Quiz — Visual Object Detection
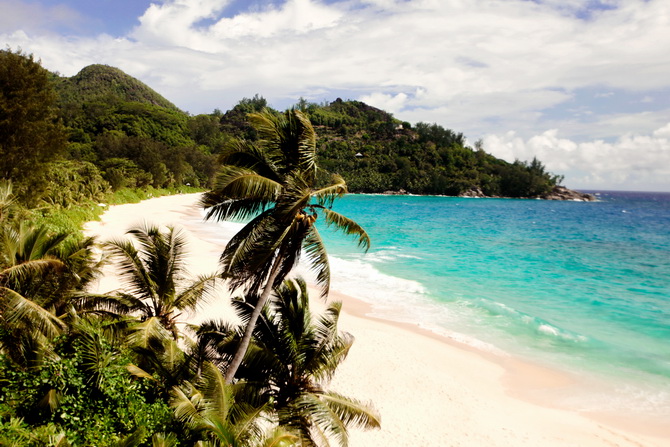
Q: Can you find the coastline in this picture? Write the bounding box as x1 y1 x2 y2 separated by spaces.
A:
83 193 668 446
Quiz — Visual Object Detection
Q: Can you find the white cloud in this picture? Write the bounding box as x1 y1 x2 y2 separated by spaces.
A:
359 92 409 114
653 123 670 138
2 0 670 190
6 0 670 110
483 124 670 191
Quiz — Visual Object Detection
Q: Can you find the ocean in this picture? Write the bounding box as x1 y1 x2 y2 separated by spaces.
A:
313 191 670 419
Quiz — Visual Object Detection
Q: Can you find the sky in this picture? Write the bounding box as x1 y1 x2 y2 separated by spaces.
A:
2 0 670 191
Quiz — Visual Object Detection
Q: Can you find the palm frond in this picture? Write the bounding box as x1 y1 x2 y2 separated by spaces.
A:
116 427 147 447
127 224 186 305
38 388 62 413
248 109 317 178
126 363 156 380
70 293 140 321
205 419 240 447
294 110 317 173
304 302 355 382
105 238 156 303
202 167 280 221
218 138 281 183
173 272 219 313
0 287 65 339
259 428 298 447
312 175 348 208
226 399 268 444
200 362 232 420
220 210 276 286
126 317 172 350
1 223 67 264
0 258 64 284
162 336 187 371
321 209 371 251
150 432 179 447
282 394 347 447
170 382 205 427
301 227 331 297
202 197 270 223
319 391 381 430
79 328 117 389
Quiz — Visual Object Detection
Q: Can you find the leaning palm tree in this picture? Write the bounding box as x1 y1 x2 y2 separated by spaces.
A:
202 108 370 382
228 278 380 446
106 223 219 340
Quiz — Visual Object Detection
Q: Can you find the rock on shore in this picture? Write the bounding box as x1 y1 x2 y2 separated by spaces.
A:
540 186 595 201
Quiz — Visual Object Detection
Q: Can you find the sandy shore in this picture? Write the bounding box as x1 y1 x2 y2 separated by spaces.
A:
83 193 669 447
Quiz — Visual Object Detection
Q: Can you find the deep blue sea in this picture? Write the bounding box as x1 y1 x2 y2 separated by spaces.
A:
315 191 670 417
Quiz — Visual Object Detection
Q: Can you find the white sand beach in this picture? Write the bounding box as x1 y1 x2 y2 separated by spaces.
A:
84 193 669 447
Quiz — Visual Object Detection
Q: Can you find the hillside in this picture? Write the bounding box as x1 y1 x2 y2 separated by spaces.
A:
220 97 577 198
6 55 583 205
54 64 179 111
52 65 216 196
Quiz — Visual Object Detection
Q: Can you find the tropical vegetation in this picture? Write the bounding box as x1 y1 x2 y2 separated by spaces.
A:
2 48 567 215
202 108 370 383
0 188 379 445
1 50 379 444
0 46 575 445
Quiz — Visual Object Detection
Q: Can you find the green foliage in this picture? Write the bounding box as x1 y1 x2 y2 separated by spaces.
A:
249 279 380 446
0 335 173 446
106 223 219 339
54 64 217 192
0 49 67 205
283 99 561 197
203 108 370 383
41 160 111 209
54 64 180 112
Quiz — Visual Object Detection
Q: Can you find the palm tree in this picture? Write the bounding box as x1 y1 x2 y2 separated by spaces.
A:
0 223 69 365
202 108 370 383
225 278 380 446
170 361 297 446
106 223 219 340
0 222 109 367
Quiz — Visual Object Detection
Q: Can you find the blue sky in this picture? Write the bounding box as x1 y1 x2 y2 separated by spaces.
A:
2 0 670 191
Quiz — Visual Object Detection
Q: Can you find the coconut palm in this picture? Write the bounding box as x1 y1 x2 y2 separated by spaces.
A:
0 223 70 365
170 361 297 446
106 223 219 340
202 108 370 382
0 221 113 368
225 278 380 446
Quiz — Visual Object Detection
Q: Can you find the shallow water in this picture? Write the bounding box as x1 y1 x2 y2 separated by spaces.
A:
314 191 670 417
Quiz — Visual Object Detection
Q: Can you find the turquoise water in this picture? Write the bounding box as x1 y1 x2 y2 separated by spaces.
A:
316 191 670 415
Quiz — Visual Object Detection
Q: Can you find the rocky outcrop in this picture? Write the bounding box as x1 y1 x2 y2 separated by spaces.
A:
540 186 595 201
383 189 408 195
459 187 486 198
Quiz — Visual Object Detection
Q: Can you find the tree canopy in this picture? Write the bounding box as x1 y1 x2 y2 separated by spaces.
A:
0 49 67 205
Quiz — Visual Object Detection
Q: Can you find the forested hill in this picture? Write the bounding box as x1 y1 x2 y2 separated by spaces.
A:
221 97 575 198
54 64 180 111
2 49 583 208
310 100 560 197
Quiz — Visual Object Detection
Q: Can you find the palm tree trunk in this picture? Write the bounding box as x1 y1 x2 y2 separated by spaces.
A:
224 261 283 383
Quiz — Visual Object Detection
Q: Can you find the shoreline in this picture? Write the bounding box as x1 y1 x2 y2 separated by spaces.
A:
326 287 670 440
84 193 668 446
